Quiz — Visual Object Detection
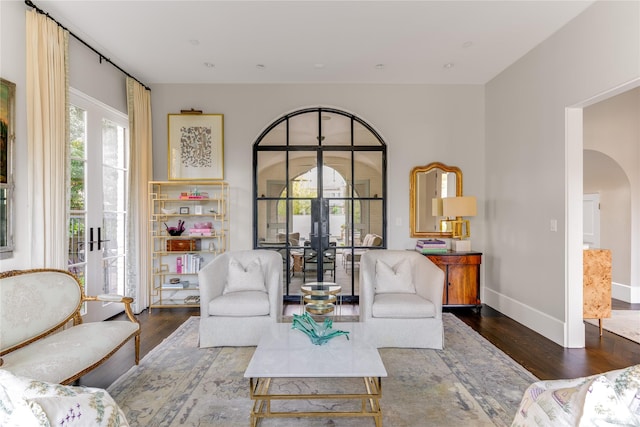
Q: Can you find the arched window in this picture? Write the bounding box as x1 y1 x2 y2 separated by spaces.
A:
253 108 386 303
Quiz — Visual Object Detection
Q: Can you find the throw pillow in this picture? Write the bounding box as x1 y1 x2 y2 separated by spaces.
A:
512 374 640 427
223 257 266 294
374 259 415 294
0 369 129 427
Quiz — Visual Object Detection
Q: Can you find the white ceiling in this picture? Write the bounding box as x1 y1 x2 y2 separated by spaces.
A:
35 0 596 86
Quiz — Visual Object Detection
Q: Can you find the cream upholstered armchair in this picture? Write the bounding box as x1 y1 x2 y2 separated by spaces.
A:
199 250 283 347
359 250 445 349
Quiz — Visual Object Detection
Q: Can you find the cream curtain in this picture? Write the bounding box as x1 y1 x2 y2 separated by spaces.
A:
26 10 69 269
126 77 152 313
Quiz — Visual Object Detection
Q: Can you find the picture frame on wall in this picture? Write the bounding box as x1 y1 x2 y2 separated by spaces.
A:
168 113 224 180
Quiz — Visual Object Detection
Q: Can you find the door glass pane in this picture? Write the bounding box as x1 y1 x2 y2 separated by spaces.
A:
258 121 287 146
292 199 311 246
103 255 125 295
320 112 351 146
68 215 86 265
328 199 345 246
365 199 384 240
69 106 86 211
354 120 382 146
289 112 318 146
257 199 287 243
354 151 383 198
289 152 316 192
102 119 125 168
68 104 87 273
102 119 127 296
257 151 286 197
322 154 349 199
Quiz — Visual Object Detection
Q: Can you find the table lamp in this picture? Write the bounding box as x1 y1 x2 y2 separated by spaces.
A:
442 196 477 251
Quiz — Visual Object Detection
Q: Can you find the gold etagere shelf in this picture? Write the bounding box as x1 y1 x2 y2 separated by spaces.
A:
148 180 229 310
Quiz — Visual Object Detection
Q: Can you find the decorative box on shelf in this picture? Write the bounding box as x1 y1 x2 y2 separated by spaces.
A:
189 228 213 237
166 239 200 252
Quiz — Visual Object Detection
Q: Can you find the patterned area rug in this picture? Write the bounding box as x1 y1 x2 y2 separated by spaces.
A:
108 314 537 426
585 310 640 344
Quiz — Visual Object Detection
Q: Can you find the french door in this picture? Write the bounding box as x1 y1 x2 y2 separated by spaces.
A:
253 107 386 303
68 89 129 322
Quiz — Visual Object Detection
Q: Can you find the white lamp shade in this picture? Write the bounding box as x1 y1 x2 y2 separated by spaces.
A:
442 196 477 217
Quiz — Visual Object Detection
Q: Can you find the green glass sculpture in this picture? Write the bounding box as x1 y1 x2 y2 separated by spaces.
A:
291 312 350 346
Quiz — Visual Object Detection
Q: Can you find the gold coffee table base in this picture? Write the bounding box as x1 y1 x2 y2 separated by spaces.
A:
249 376 383 427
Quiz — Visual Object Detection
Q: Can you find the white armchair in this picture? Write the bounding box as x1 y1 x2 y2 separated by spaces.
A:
199 250 283 347
359 250 445 349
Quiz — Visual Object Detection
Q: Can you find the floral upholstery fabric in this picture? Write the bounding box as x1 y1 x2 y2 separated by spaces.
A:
0 369 129 427
512 364 640 426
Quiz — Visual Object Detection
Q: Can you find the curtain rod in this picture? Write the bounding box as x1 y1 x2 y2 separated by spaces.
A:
25 0 151 91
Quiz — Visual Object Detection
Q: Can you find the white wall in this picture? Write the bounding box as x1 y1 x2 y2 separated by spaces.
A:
149 84 486 252
485 1 640 346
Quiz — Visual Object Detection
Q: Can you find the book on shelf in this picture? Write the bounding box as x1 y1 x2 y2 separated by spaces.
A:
416 247 448 254
163 280 190 289
416 239 447 248
176 253 204 274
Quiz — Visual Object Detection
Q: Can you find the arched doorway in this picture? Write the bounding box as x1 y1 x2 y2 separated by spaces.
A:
253 107 387 303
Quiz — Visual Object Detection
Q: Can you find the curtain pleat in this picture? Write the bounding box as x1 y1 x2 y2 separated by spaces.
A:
26 10 69 268
126 77 152 313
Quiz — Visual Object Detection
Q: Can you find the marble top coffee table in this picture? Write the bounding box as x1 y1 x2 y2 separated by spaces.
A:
244 322 387 426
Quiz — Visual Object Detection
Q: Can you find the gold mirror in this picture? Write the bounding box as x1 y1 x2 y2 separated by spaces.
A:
410 162 462 238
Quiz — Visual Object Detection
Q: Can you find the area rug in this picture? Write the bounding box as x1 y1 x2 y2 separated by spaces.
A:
108 314 537 426
585 310 640 344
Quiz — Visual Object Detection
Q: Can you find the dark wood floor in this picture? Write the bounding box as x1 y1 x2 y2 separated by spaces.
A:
94 300 640 388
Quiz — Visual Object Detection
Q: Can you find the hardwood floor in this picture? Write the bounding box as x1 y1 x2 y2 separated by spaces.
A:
94 301 640 388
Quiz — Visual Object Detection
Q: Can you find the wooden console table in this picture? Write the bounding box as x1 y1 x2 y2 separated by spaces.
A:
423 251 482 309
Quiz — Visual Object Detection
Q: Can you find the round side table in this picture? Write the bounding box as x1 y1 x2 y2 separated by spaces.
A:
300 282 341 315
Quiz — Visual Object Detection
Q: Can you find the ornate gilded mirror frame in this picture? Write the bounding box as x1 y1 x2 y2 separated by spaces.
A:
410 162 462 238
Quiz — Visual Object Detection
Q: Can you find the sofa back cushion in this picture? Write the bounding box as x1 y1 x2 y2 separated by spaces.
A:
0 270 82 351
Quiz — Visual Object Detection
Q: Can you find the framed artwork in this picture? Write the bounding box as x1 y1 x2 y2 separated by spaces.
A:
179 207 190 215
168 113 224 180
0 78 15 255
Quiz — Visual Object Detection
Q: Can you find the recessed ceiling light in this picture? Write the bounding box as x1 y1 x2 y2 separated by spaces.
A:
314 63 325 69
375 64 385 70
188 39 200 46
256 64 266 70
443 63 454 69
462 41 473 48
203 62 215 68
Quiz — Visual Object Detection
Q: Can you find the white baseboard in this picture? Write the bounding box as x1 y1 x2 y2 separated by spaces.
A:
483 287 567 347
611 281 640 303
